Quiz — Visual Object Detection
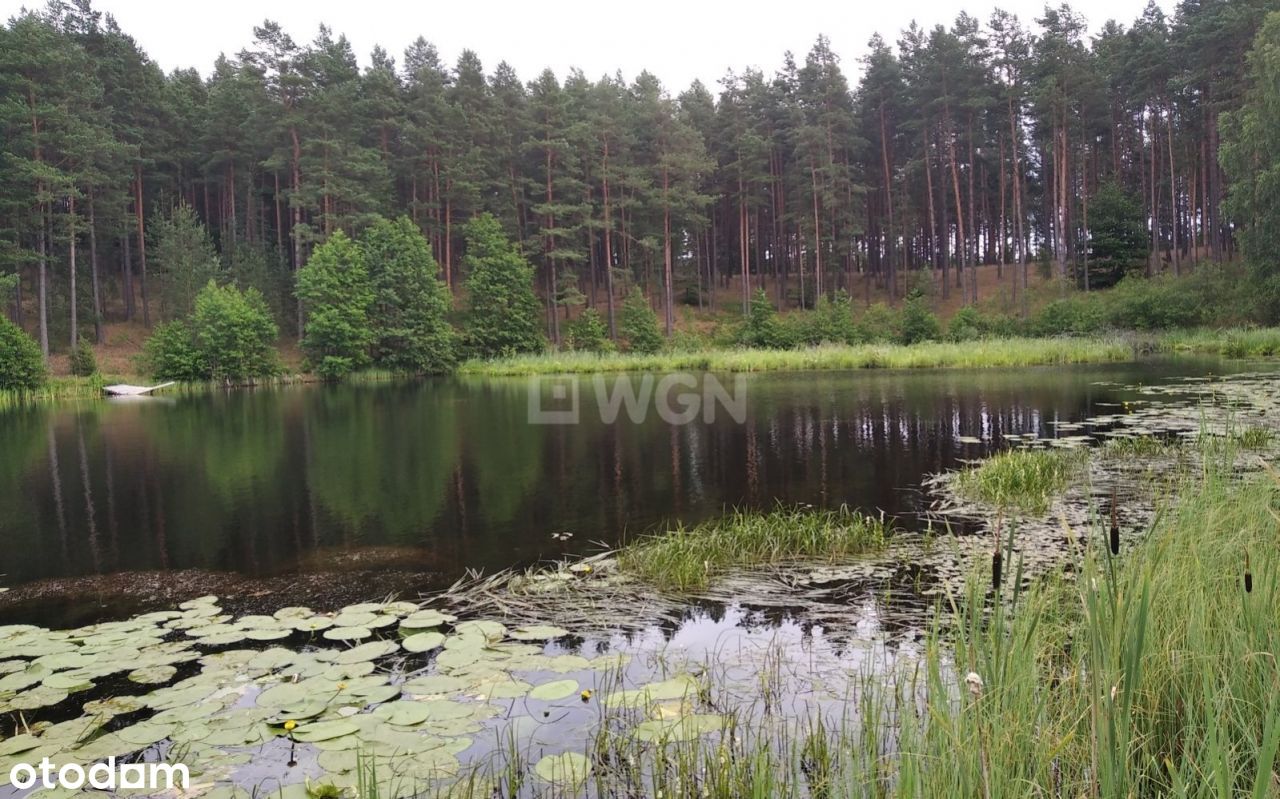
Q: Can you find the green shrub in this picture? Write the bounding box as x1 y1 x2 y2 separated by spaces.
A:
946 306 985 342
191 281 279 382
1105 275 1203 330
792 291 860 346
142 320 208 382
1030 297 1106 336
69 338 97 377
563 307 613 353
620 287 664 354
856 302 899 343
897 292 941 345
297 231 375 379
738 289 794 349
0 316 46 392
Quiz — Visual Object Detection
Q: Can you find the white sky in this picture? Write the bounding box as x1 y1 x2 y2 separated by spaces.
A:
4 0 1174 89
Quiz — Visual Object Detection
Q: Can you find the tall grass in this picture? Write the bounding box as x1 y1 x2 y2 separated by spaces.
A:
616 506 890 591
1158 327 1280 358
952 446 1088 515
461 337 1135 376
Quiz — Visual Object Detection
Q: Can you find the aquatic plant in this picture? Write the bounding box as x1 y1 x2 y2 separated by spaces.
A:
617 506 890 592
952 447 1088 516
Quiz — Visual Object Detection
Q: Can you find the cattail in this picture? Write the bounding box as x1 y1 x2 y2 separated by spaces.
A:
992 514 1004 588
1245 550 1253 593
1109 488 1121 555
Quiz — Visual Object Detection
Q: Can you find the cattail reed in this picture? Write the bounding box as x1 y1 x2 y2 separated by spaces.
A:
992 514 1004 588
1109 488 1121 555
1245 550 1253 593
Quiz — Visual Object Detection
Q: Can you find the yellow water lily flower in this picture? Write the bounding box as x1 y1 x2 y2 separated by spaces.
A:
283 720 297 732
336 682 348 691
580 689 592 702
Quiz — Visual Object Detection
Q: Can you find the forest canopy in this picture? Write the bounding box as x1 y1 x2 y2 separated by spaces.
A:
1 0 1277 366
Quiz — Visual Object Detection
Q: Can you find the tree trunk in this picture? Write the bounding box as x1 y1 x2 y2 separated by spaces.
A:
89 192 103 344
37 207 49 357
135 166 150 327
69 194 78 347
879 103 896 301
662 165 673 337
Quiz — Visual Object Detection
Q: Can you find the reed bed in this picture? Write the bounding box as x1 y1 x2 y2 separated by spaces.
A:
952 446 1089 515
616 506 890 592
460 337 1136 376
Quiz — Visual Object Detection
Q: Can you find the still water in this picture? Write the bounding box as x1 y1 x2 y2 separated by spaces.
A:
0 361 1232 621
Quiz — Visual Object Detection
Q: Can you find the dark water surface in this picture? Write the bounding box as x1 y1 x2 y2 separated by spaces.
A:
0 360 1235 624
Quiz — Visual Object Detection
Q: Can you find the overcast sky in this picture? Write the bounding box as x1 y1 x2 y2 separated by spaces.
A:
4 0 1174 89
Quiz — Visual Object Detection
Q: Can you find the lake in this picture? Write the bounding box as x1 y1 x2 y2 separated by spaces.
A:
0 359 1240 627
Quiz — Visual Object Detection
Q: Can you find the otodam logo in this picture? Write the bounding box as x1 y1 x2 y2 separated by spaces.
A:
8 757 189 792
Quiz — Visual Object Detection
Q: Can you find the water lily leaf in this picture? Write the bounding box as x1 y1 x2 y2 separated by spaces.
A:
10 686 68 710
42 673 93 692
0 734 41 756
371 701 433 726
146 684 215 711
544 654 592 673
256 682 311 709
317 748 360 773
248 649 296 672
273 607 313 621
529 679 579 701
402 632 445 653
632 714 725 743
605 675 699 709
115 720 174 747
381 602 420 616
332 641 398 665
324 661 376 680
534 752 591 786
454 621 506 643
0 669 45 693
179 596 219 610
83 695 145 717
403 675 466 696
331 611 380 628
323 627 371 642
419 700 474 721
200 631 250 646
245 629 292 642
346 685 399 705
291 719 359 742
291 617 334 633
128 665 177 685
509 625 569 641
470 675 531 700
434 647 484 671
399 610 454 630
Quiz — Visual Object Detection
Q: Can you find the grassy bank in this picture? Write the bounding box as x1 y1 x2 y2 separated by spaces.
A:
462 336 1137 376
462 327 1280 376
616 507 890 591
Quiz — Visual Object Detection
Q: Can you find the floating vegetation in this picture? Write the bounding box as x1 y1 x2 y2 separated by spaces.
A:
952 448 1088 516
616 506 891 592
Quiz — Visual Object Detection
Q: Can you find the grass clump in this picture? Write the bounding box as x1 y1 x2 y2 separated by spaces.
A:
617 506 889 591
1233 425 1274 449
953 446 1087 515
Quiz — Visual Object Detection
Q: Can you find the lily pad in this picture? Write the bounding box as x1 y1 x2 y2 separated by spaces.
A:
128 665 177 685
323 627 372 642
534 752 591 786
333 640 399 665
291 719 360 742
509 625 570 641
402 632 445 653
529 679 579 701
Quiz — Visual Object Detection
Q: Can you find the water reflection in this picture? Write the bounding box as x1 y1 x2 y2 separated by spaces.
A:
0 362 1229 599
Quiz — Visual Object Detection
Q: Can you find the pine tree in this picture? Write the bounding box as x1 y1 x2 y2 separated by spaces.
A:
152 203 222 319
296 230 373 378
360 216 456 373
462 213 543 358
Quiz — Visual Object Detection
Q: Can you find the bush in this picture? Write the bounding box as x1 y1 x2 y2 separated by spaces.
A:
1105 276 1203 330
142 320 207 382
463 214 545 358
897 292 941 345
0 316 46 392
620 287 664 354
564 308 613 353
191 281 279 382
297 231 375 379
946 306 986 342
1029 297 1106 337
69 338 98 377
856 302 899 343
792 291 859 346
738 288 793 349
